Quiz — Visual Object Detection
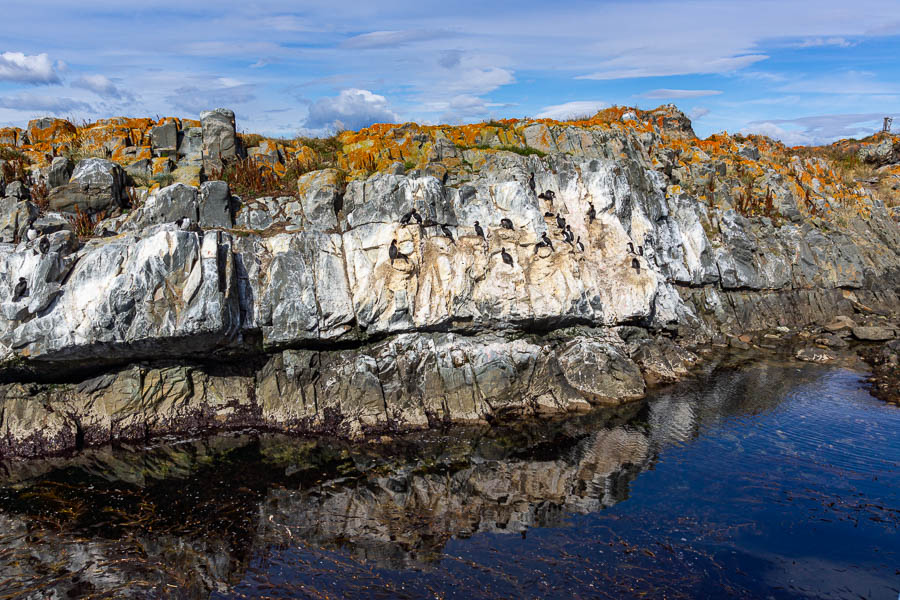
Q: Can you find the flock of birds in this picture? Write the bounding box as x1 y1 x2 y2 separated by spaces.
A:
388 171 645 273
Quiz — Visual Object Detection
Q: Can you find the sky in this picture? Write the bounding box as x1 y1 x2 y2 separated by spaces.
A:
0 0 898 145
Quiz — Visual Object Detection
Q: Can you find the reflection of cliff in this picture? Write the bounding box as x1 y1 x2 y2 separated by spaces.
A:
0 362 829 597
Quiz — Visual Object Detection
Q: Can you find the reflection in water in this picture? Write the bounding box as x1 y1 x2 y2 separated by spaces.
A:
1 360 898 599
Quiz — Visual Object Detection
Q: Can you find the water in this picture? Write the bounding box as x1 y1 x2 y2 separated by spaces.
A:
0 360 898 599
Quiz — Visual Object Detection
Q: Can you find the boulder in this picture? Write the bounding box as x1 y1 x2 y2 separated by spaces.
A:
858 137 899 166
48 158 127 213
123 183 198 230
0 197 39 243
48 156 74 189
851 326 895 341
177 126 203 160
150 121 178 157
4 181 29 200
200 108 237 171
199 180 233 228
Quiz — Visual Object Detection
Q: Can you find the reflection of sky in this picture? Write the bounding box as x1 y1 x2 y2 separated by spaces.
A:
0 1 897 143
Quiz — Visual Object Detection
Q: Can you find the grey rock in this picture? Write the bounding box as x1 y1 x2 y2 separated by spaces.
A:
4 180 29 200
30 212 72 236
48 156 74 189
123 183 198 230
177 126 203 160
201 108 237 170
851 326 895 341
150 121 178 157
48 158 127 213
199 180 233 228
0 197 39 243
125 158 152 181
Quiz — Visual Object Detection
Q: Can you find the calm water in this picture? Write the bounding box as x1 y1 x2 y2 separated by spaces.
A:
0 360 898 599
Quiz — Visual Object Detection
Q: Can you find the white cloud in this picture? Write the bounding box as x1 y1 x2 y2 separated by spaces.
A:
577 55 768 81
789 37 854 48
72 74 128 99
0 52 61 84
690 107 711 120
0 92 93 114
167 83 256 114
641 89 722 99
536 100 608 120
342 29 453 49
743 112 885 145
303 88 398 132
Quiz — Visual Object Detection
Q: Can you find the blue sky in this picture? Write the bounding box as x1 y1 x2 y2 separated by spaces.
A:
0 0 897 145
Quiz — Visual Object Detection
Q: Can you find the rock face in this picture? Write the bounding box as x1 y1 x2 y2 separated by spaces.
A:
48 158 127 213
2 105 900 458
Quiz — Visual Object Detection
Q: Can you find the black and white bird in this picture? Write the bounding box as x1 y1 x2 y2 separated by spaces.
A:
528 172 536 193
556 215 566 229
389 239 408 264
38 236 49 254
441 224 455 243
501 248 514 266
627 241 635 254
587 203 596 224
565 225 574 242
631 258 641 272
575 236 585 252
12 277 27 302
637 245 644 256
500 218 514 230
474 221 485 239
538 190 556 201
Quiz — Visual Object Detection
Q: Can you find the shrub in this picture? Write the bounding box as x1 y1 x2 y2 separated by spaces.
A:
210 157 295 199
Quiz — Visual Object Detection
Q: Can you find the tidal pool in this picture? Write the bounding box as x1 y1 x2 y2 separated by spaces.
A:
0 359 898 599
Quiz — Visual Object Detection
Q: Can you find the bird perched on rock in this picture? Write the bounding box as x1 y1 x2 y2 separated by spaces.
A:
400 208 418 225
501 248 514 266
500 218 514 230
528 172 535 193
544 211 555 217
441 224 455 243
538 190 556 201
474 221 485 239
627 241 635 254
631 258 641 272
26 228 37 241
12 277 27 302
38 236 49 254
637 245 644 256
556 215 566 229
412 210 423 224
176 217 191 230
575 236 584 252
587 203 596 224
534 231 555 255
389 240 409 265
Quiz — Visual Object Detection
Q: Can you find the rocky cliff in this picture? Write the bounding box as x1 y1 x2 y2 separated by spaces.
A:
1 105 899 458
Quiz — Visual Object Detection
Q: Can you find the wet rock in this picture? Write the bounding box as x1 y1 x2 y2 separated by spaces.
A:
795 347 837 362
852 326 895 341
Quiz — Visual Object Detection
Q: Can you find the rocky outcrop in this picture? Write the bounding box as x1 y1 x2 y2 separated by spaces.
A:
1 105 899 458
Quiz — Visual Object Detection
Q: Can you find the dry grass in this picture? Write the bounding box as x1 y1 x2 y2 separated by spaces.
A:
211 157 297 199
67 206 105 239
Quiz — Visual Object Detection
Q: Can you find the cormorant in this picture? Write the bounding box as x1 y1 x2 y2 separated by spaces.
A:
400 208 416 225
542 231 554 251
12 277 27 302
474 221 485 239
544 211 555 217
588 203 596 224
501 248 514 266
38 236 49 254
575 237 584 252
638 245 644 256
538 190 556 201
631 258 640 272
564 225 574 244
389 240 408 264
556 215 566 229
412 210 423 224
441 224 455 243
500 218 514 230
528 172 535 193
627 241 635 254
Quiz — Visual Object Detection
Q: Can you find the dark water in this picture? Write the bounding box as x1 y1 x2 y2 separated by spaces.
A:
1 360 898 599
